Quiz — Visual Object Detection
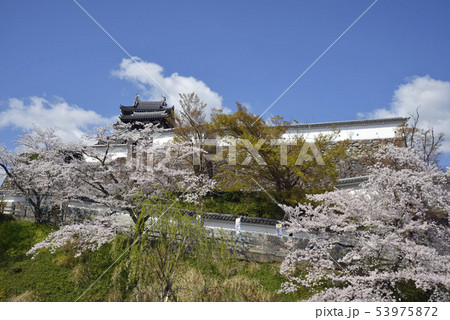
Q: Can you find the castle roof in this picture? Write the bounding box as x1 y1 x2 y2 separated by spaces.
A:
286 117 408 129
120 100 168 112
119 96 174 128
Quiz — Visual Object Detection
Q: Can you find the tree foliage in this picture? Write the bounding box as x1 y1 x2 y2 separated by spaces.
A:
0 128 69 223
173 93 217 177
211 104 348 204
111 201 233 302
280 145 450 301
65 123 215 223
0 123 215 225
26 215 123 258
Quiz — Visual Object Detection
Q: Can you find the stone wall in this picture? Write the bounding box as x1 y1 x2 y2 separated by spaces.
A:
6 202 354 263
209 228 354 263
209 228 300 262
336 138 396 178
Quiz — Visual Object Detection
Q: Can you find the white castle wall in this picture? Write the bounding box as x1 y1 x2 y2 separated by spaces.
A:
86 118 407 166
283 121 403 142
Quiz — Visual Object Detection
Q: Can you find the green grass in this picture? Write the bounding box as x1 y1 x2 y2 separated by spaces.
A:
0 217 56 264
0 216 309 302
235 261 317 302
0 217 117 301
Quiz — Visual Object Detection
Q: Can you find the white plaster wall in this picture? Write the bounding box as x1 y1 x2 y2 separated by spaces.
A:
88 120 403 162
283 123 400 142
84 145 128 163
146 122 400 145
153 131 176 145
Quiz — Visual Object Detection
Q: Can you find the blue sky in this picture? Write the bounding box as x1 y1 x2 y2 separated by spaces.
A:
1 0 449 165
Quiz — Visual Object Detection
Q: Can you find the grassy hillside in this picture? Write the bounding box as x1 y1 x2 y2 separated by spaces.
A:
0 216 312 302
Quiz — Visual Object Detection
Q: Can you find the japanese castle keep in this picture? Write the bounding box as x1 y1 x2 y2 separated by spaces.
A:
119 95 175 128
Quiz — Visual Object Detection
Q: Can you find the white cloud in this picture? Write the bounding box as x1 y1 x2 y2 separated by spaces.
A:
0 96 116 143
111 57 230 117
360 75 450 153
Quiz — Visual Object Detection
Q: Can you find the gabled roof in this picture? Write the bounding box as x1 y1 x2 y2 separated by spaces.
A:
119 97 174 128
119 111 169 120
336 175 369 186
180 209 279 225
120 100 167 112
286 117 408 129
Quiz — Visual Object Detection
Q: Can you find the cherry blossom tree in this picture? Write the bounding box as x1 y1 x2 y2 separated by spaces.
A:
65 122 215 224
0 123 214 225
0 128 70 223
280 145 450 301
27 215 124 258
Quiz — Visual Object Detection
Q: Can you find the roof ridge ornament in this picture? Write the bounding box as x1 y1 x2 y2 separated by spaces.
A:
133 94 139 107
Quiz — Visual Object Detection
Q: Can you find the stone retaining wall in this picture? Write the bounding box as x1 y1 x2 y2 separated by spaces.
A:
336 138 396 178
209 228 353 262
5 201 355 263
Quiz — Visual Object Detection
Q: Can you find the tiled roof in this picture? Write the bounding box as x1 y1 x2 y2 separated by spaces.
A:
180 209 279 225
119 111 168 120
286 117 408 129
120 100 166 111
119 99 174 127
336 175 369 186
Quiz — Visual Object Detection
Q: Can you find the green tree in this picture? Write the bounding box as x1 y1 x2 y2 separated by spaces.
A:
211 104 348 205
112 200 233 302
